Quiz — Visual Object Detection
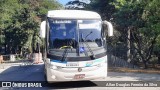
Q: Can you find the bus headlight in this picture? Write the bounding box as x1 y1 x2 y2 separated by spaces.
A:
48 63 57 69
48 63 62 69
52 65 58 69
57 66 62 69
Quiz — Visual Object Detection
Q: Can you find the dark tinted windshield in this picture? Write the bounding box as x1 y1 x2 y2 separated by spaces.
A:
48 18 102 49
78 20 102 47
48 18 77 49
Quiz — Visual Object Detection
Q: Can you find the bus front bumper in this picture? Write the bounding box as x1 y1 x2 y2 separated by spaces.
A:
46 64 107 82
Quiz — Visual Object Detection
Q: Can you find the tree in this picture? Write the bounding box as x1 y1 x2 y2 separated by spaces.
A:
87 0 160 69
87 0 123 59
0 0 62 54
132 0 160 68
87 0 115 20
65 0 90 10
113 0 145 63
114 0 160 68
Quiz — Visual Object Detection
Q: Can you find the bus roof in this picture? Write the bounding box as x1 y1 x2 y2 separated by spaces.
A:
47 10 101 19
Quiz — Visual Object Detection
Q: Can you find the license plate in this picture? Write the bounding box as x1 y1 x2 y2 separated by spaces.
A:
74 74 85 79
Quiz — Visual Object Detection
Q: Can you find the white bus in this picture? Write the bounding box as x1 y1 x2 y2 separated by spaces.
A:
40 10 113 83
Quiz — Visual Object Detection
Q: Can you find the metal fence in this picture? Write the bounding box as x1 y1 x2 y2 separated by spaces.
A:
0 53 43 65
1 54 28 61
0 54 32 65
108 54 139 69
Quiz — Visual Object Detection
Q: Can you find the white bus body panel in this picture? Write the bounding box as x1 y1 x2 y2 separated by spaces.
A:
47 10 101 19
45 56 107 82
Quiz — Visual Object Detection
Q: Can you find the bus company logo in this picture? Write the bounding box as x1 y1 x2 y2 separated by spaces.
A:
2 82 11 87
78 67 82 72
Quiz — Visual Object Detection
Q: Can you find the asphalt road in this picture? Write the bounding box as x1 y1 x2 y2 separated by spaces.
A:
0 64 160 90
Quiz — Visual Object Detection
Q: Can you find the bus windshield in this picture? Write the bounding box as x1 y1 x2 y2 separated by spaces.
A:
78 20 102 46
48 18 77 49
48 18 102 49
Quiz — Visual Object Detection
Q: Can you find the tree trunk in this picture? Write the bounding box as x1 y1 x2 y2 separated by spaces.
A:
143 61 148 69
20 47 22 54
127 27 131 63
158 56 160 64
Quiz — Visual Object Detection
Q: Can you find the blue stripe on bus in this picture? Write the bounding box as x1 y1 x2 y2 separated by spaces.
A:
50 60 67 64
94 59 103 63
86 63 92 67
85 59 104 67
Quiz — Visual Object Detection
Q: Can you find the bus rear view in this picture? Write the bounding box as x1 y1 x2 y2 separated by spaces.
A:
40 10 113 83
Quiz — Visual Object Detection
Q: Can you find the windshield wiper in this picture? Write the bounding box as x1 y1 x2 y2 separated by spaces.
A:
80 34 88 57
61 39 74 62
81 31 96 60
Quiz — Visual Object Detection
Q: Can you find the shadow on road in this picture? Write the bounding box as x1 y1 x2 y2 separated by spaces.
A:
0 64 45 81
0 66 20 75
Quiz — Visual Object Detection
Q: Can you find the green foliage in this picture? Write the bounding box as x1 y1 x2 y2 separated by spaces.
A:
114 0 145 28
88 0 160 68
88 0 116 20
0 0 62 54
111 0 126 9
141 0 160 35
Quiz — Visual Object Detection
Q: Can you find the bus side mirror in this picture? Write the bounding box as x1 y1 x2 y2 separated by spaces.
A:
103 21 113 36
40 21 46 38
